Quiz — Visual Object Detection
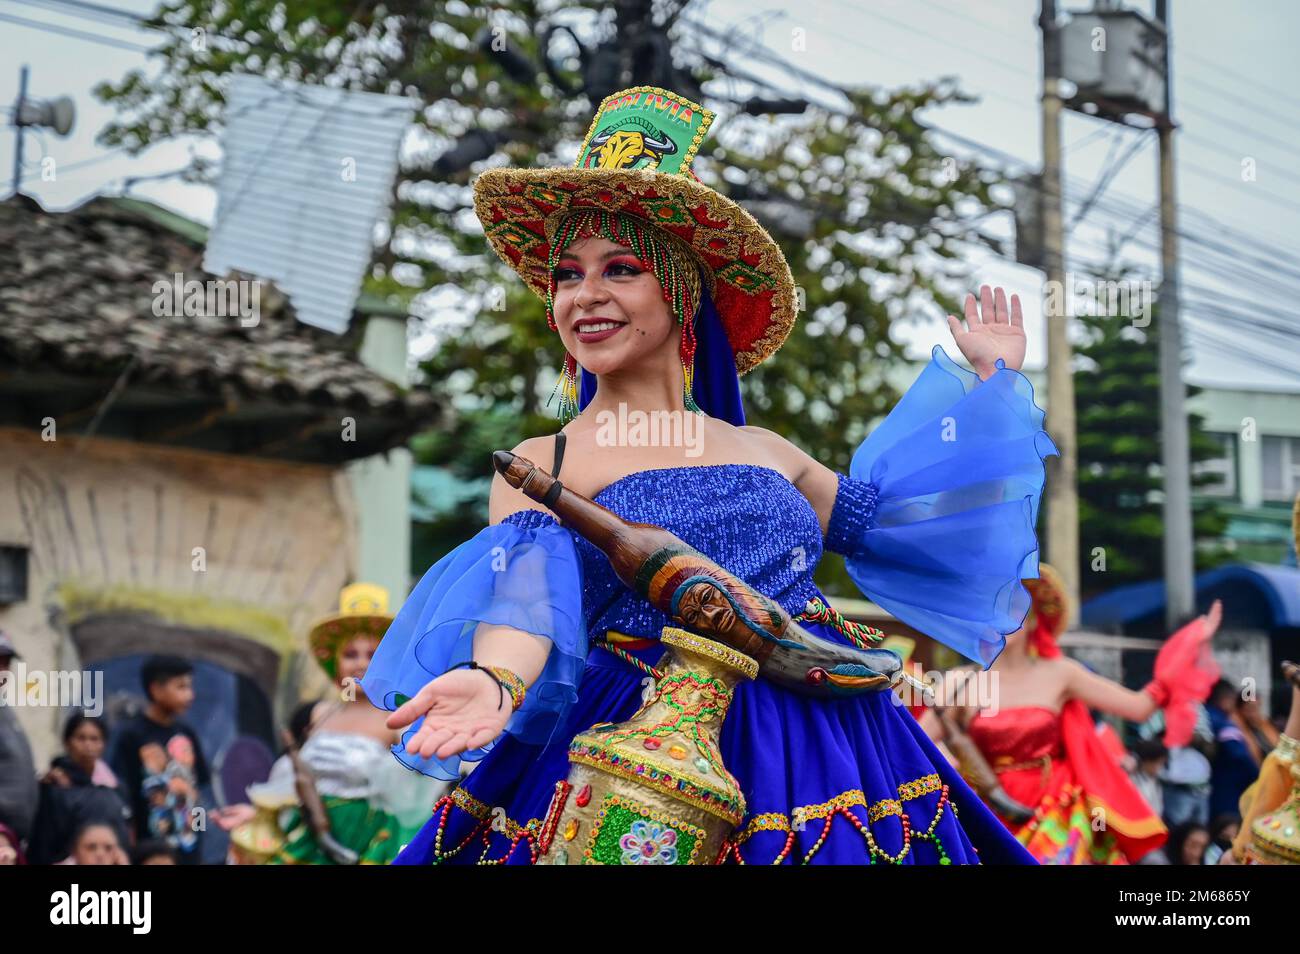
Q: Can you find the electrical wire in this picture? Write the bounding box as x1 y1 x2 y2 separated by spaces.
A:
0 9 156 52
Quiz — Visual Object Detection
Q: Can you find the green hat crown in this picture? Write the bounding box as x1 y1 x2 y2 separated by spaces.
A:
575 87 715 176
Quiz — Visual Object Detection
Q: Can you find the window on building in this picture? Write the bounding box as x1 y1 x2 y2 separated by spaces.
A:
0 546 28 604
1261 435 1300 502
1195 432 1237 498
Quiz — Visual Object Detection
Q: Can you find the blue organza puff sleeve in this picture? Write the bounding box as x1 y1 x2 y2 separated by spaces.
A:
825 346 1059 668
360 509 586 781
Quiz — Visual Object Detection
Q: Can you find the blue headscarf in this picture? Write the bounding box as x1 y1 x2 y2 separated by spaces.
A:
578 282 747 426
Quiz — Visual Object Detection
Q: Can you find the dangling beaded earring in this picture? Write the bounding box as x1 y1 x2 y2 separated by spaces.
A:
544 213 596 424
677 253 704 416
546 351 582 423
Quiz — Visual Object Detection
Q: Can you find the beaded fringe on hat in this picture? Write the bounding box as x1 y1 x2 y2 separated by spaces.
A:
545 209 703 422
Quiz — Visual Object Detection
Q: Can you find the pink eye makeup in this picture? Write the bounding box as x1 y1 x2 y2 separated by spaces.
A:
553 258 583 281
604 255 648 275
553 255 649 282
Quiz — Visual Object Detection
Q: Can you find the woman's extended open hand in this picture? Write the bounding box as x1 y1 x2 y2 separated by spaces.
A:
386 668 513 760
947 284 1027 379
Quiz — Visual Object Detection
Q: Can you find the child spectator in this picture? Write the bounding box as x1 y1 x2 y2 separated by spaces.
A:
132 837 179 865
1204 813 1240 866
109 656 210 864
1167 821 1211 865
1140 704 1214 827
60 821 127 865
1128 738 1168 819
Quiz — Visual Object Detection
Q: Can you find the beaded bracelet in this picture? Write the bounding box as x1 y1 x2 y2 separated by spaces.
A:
445 661 527 712
485 665 526 711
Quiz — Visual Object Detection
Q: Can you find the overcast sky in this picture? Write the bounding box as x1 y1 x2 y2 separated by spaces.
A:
2 0 1297 390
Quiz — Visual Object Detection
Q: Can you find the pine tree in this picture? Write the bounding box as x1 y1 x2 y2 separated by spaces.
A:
1074 278 1228 595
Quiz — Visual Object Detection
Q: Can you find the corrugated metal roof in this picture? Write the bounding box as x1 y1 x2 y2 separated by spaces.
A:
204 75 415 334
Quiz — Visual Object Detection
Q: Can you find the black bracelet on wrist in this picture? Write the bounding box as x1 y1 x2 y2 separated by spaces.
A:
444 660 509 711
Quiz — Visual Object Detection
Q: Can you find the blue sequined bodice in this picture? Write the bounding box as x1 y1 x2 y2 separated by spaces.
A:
505 464 826 641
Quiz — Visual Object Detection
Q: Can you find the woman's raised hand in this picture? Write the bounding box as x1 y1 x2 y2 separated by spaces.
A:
946 284 1027 378
386 668 513 760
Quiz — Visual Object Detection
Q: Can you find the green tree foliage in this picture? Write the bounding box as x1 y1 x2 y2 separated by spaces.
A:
97 2 1006 586
1074 281 1228 595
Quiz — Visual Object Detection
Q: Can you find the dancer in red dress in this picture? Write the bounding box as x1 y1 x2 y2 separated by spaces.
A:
921 564 1221 863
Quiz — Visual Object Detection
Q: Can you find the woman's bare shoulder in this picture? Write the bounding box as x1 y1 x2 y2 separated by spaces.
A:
735 422 781 443
734 423 807 470
735 423 836 503
308 700 334 732
1053 654 1094 685
510 434 561 468
487 434 562 524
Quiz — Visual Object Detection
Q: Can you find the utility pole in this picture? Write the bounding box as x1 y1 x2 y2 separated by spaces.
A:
1039 0 1080 622
1154 0 1195 626
11 65 29 195
9 66 76 196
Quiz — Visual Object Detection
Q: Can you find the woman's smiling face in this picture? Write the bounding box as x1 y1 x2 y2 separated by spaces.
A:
551 235 677 375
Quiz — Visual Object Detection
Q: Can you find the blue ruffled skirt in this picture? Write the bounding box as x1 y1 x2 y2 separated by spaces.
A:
394 618 1035 866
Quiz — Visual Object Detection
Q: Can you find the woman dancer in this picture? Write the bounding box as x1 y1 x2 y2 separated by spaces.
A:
364 87 1058 864
215 584 440 863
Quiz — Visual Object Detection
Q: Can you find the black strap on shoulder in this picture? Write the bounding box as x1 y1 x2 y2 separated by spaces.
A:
551 431 566 479
540 479 564 509
538 432 566 508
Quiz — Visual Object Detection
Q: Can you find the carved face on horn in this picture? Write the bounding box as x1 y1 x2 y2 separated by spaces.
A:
668 576 782 662
630 536 789 661
638 542 785 629
676 581 738 636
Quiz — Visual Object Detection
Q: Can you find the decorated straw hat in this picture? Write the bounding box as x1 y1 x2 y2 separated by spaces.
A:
308 583 393 681
1022 563 1069 655
473 86 797 377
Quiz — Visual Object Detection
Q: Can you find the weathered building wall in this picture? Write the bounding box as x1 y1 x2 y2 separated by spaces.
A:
0 427 357 764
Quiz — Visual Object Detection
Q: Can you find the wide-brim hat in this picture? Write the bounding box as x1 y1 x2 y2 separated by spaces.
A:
308 582 393 681
1022 563 1069 642
473 86 797 375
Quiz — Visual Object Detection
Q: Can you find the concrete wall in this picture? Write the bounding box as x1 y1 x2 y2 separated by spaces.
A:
348 313 413 598
1211 628 1275 713
0 427 355 764
1188 387 1300 507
